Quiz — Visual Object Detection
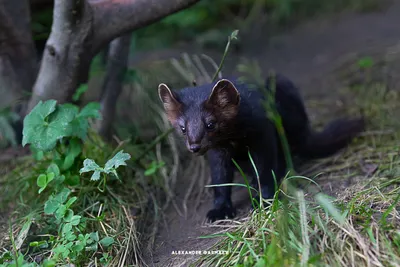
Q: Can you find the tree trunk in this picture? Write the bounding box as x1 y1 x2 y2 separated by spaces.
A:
96 34 132 140
0 0 37 109
27 0 201 113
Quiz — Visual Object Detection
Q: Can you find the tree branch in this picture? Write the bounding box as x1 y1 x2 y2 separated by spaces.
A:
96 33 131 140
90 0 201 54
27 0 201 113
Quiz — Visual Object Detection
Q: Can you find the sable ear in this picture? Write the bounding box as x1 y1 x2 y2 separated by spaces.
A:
207 79 240 107
158 83 182 122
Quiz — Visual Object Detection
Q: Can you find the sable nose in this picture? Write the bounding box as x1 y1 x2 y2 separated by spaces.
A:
189 144 201 153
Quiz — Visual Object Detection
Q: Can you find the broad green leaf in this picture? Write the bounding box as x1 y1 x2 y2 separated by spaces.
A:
104 150 131 173
22 100 57 147
22 101 78 151
99 237 114 247
70 117 90 140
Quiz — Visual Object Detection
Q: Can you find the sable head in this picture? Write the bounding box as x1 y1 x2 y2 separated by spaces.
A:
158 79 240 155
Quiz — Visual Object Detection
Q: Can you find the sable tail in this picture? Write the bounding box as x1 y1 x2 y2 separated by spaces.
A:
298 117 365 159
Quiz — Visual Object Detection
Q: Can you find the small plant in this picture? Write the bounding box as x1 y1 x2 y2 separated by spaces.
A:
0 100 132 266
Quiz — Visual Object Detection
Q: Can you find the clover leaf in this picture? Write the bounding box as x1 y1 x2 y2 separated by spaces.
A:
80 159 102 181
104 150 131 173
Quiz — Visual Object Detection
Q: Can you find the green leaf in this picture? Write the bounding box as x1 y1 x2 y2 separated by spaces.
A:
104 150 131 173
90 232 99 242
62 138 82 170
43 259 57 267
254 257 266 267
80 159 103 181
91 170 101 181
70 215 81 226
30 146 44 161
62 223 73 236
22 100 57 146
230 29 239 40
37 172 55 193
66 232 76 241
72 242 85 252
72 84 88 102
47 163 60 176
55 188 71 204
144 161 165 176
64 209 74 221
358 56 374 69
22 100 78 151
63 154 75 171
44 188 71 214
70 102 101 140
65 197 77 209
44 197 60 215
78 102 101 119
55 204 67 220
37 174 47 188
99 237 114 247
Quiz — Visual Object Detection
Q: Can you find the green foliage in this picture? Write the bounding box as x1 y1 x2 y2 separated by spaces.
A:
357 56 374 69
0 100 129 266
31 8 52 42
0 107 19 148
144 161 166 176
72 84 89 102
22 101 100 151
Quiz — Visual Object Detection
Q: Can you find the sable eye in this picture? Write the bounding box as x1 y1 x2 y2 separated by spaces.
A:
180 126 186 134
206 122 215 130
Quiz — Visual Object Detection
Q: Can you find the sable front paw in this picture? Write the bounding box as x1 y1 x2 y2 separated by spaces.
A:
206 206 236 222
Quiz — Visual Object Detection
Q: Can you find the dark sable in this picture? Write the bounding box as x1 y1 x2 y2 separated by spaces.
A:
158 74 365 222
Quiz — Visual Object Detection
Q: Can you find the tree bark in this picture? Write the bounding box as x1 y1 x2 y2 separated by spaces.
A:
0 0 37 109
96 34 131 140
27 0 201 113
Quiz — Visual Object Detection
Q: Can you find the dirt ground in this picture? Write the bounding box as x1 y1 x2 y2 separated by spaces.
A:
141 1 400 266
